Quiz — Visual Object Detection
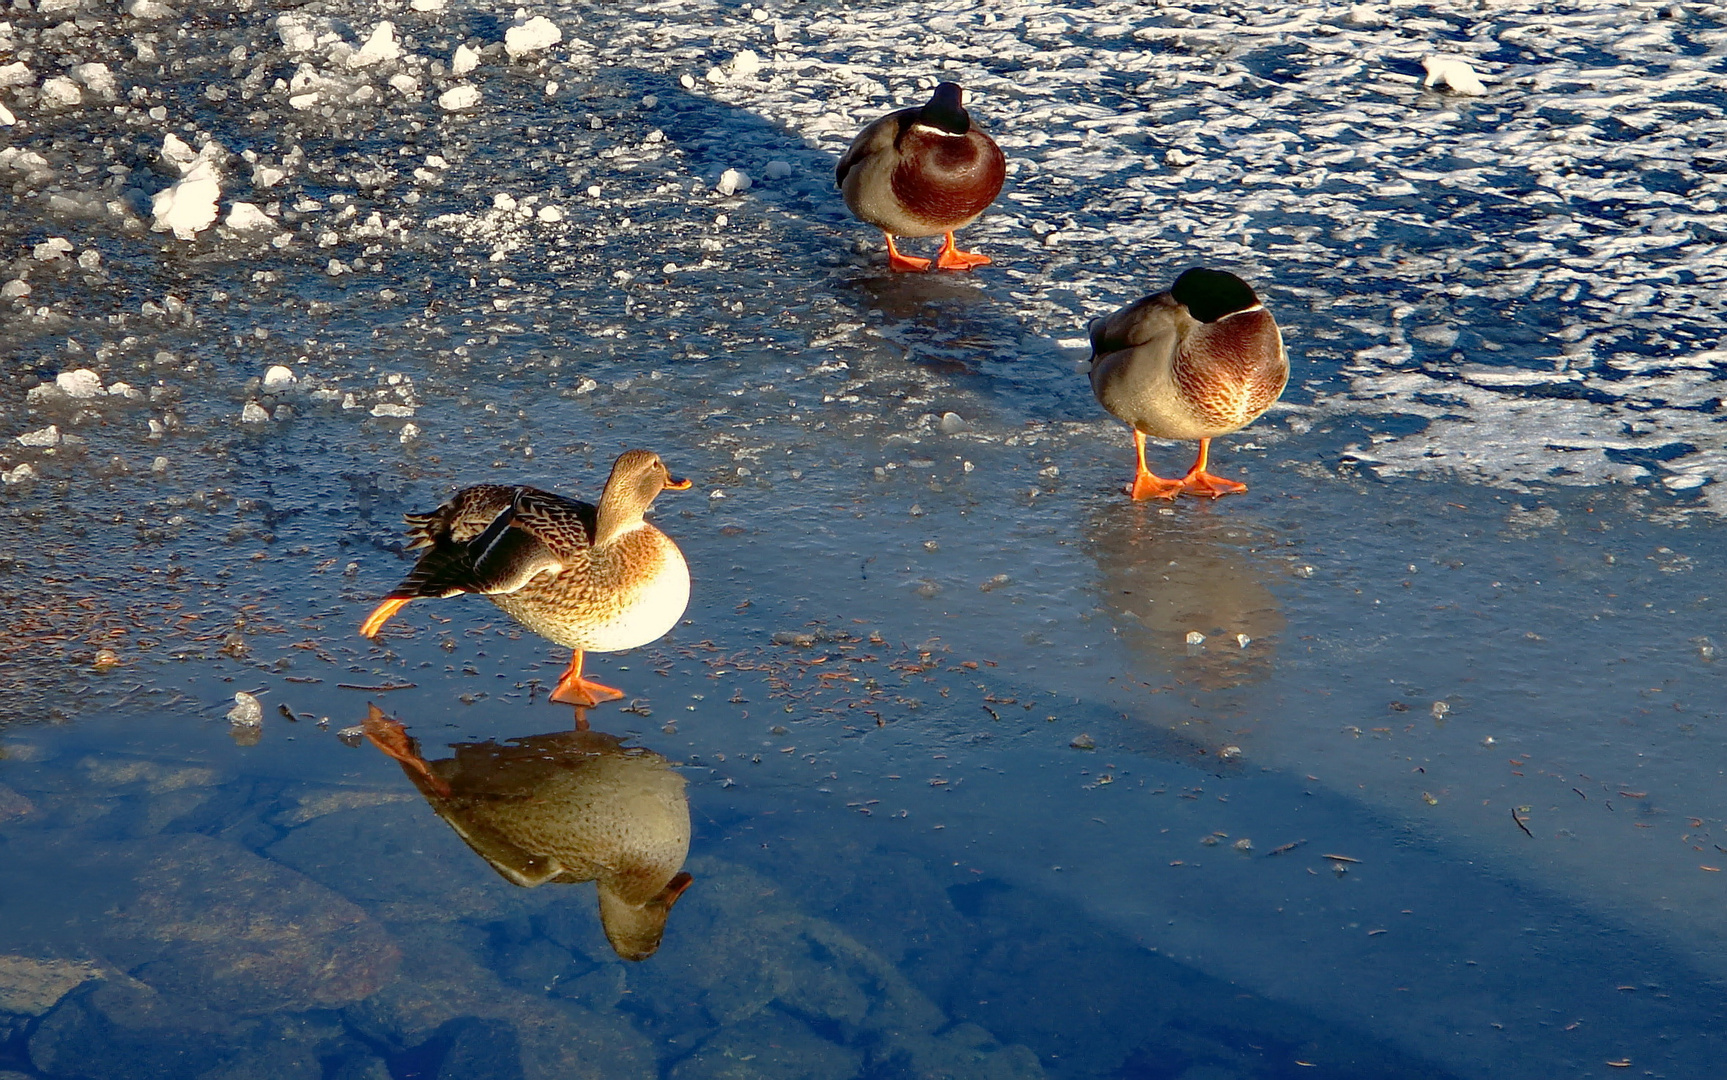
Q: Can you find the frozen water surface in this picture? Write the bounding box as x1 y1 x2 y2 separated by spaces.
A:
2 0 1726 1076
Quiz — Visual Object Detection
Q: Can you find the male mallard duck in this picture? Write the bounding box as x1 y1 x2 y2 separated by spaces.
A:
363 706 692 961
836 81 1006 272
360 449 691 706
1088 268 1288 500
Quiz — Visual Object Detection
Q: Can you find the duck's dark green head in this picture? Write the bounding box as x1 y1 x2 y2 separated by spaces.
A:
1171 268 1260 323
919 82 971 135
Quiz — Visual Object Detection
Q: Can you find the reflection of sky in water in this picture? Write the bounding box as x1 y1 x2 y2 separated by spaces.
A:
2 0 1726 1076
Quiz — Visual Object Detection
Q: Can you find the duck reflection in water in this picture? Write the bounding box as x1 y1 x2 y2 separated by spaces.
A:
362 705 692 961
1089 502 1286 693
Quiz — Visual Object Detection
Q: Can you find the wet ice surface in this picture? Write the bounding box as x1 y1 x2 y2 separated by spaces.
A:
2 0 1726 1077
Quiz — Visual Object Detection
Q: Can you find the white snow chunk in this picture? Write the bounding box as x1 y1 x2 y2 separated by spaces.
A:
1 463 37 484
289 92 320 111
0 280 28 300
438 84 481 111
451 44 480 76
410 0 446 10
399 422 420 443
716 168 752 195
0 148 50 179
40 76 82 108
371 403 416 418
33 237 73 261
1423 55 1488 96
763 160 792 180
223 202 278 232
126 0 176 17
493 192 518 212
388 73 419 95
505 16 561 58
107 381 143 399
252 164 286 187
57 369 104 398
276 13 318 53
0 62 32 88
17 425 60 447
38 0 80 13
69 62 117 99
536 205 564 223
151 160 221 240
1345 5 1383 25
350 22 401 67
240 401 271 423
0 102 13 127
729 49 763 78
226 692 263 726
160 133 198 172
263 364 296 388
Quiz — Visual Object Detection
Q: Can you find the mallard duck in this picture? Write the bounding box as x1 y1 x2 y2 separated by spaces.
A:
363 706 692 961
836 81 1006 272
360 449 692 706
1088 268 1288 500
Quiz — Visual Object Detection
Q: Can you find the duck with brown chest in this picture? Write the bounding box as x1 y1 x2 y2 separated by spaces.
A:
360 449 691 707
836 82 1006 272
1088 269 1289 500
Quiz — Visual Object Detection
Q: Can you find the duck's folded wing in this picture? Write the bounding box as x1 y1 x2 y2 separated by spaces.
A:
459 494 572 595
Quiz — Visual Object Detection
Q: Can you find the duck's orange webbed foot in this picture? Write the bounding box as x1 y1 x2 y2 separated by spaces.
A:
550 650 626 707
1128 470 1184 501
934 232 991 271
1179 471 1248 499
360 597 411 638
884 234 931 272
1175 438 1247 498
362 704 452 798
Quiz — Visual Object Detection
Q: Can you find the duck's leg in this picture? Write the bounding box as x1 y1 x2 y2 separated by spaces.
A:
1127 430 1183 500
1177 438 1248 498
549 649 625 707
360 597 412 638
933 231 992 271
362 705 453 798
884 233 931 272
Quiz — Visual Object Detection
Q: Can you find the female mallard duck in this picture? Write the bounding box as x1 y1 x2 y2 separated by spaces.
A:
362 706 692 961
360 449 692 706
836 81 1006 272
1089 268 1288 500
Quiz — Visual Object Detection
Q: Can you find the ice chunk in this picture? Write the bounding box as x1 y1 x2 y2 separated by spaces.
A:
160 133 198 172
1185 631 1206 645
763 160 792 180
252 163 286 187
151 159 221 239
399 422 420 443
536 205 564 223
17 425 60 447
57 370 103 398
370 403 415 417
0 102 13 127
350 21 400 67
438 84 481 111
716 168 752 195
939 412 970 433
0 62 32 88
277 13 318 53
227 691 263 726
1 463 37 484
33 237 72 261
1345 5 1383 25
451 44 480 76
728 49 763 78
388 73 419 95
68 62 117 99
38 0 80 12
223 202 277 232
1 280 29 300
126 0 175 17
505 15 561 58
1422 55 1487 96
410 0 446 10
40 76 81 108
240 401 271 423
262 364 295 388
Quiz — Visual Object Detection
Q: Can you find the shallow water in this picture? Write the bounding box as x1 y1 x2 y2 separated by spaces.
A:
2 0 1726 1078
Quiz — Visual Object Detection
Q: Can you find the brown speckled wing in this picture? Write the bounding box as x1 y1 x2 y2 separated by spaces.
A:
1173 310 1288 431
390 485 596 599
